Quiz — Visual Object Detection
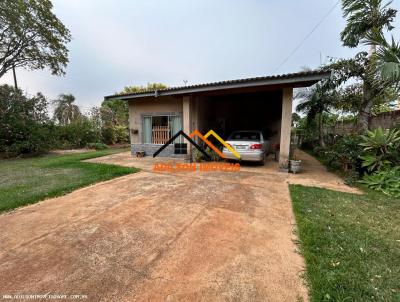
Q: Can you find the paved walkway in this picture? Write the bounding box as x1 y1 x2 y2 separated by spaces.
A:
0 150 359 301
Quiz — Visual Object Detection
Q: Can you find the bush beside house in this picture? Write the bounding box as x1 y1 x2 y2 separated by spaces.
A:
0 85 129 157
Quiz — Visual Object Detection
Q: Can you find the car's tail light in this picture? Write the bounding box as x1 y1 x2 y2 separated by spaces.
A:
250 143 262 150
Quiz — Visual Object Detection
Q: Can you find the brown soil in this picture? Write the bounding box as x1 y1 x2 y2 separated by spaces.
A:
0 149 360 301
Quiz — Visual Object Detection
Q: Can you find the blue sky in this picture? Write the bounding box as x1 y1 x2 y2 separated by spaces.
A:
1 0 400 112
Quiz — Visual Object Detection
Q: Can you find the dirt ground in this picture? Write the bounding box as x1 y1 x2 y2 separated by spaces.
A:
0 150 359 301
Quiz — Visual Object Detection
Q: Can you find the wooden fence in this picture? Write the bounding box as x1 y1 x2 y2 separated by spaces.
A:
152 126 170 144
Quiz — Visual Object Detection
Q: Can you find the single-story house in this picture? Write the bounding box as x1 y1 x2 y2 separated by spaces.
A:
104 70 330 170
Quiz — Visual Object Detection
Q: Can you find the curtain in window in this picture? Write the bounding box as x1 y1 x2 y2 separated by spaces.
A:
170 115 182 143
142 116 152 143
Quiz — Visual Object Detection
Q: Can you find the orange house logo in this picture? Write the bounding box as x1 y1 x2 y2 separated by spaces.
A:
153 129 240 160
189 130 241 159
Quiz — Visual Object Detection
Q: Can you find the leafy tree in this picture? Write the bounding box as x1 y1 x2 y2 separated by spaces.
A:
324 52 398 131
335 0 398 131
101 83 168 144
335 82 395 114
335 83 364 114
291 112 301 127
0 84 54 155
119 83 167 94
52 94 81 125
101 99 128 126
55 117 99 148
0 0 71 78
87 107 102 143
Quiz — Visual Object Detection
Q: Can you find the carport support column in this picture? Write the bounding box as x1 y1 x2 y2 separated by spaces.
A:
279 88 293 172
183 96 192 160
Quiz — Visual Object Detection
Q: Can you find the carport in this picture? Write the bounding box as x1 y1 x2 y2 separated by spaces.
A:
193 90 283 148
104 70 330 170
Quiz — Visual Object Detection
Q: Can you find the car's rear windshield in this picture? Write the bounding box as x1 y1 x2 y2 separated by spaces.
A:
228 132 260 141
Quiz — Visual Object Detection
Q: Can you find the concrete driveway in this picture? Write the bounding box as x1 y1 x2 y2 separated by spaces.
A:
0 150 358 301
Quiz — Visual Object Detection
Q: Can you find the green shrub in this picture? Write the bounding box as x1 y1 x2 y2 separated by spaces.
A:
360 167 400 197
301 140 319 151
101 126 115 145
315 135 363 174
192 143 221 162
86 142 108 150
313 146 326 157
0 85 56 156
100 125 129 145
359 127 400 172
193 148 204 162
205 146 221 162
114 125 129 143
55 119 99 148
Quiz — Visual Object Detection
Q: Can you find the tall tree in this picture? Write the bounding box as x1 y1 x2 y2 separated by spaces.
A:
337 0 397 131
0 84 52 155
52 94 81 125
0 0 71 78
101 99 128 127
325 52 399 130
341 0 396 50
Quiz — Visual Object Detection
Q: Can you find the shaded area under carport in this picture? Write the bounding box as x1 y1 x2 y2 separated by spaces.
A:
195 90 283 147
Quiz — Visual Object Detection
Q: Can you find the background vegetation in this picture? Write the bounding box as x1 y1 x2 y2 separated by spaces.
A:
0 83 168 157
294 0 400 196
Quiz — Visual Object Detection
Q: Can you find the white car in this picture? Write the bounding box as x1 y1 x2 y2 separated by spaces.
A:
222 130 270 163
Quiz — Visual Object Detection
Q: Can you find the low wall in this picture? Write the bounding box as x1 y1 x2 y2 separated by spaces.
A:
369 110 400 129
325 110 400 135
131 144 186 158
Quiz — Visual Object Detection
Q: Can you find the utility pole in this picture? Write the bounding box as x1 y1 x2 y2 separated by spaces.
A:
12 64 18 90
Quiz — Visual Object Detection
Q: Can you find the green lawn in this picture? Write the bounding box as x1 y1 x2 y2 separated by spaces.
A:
290 185 400 302
0 149 138 212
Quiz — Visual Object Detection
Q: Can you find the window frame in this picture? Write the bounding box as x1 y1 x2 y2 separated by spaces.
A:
141 112 182 145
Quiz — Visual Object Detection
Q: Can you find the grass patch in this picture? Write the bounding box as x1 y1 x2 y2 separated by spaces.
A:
290 185 400 302
0 148 138 212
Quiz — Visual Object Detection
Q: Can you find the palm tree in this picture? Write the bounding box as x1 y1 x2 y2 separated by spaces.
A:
52 94 81 125
295 83 334 148
366 31 400 82
339 0 397 131
341 0 397 51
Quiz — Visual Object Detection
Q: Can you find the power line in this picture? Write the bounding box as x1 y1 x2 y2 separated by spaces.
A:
273 1 340 73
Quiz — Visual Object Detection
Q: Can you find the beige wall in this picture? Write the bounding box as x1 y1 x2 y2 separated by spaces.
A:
128 96 183 144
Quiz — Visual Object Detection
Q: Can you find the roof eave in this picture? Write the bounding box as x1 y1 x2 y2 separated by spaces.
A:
104 71 331 101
